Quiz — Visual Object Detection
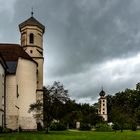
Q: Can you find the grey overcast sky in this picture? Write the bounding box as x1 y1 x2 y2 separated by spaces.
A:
1 0 140 104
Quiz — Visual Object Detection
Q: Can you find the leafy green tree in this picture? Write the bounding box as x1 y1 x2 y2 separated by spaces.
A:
80 103 102 125
111 106 129 132
62 101 101 128
106 95 114 122
29 81 69 133
107 86 140 131
112 122 120 132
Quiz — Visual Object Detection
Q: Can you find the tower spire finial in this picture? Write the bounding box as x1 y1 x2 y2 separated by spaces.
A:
31 7 34 17
101 86 103 91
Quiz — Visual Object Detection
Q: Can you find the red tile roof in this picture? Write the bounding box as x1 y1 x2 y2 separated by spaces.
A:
0 44 32 61
0 44 36 74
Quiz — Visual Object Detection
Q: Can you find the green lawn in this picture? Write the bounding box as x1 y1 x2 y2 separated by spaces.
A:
0 130 140 140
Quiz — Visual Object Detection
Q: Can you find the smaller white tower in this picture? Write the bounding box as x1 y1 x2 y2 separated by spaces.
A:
98 89 108 121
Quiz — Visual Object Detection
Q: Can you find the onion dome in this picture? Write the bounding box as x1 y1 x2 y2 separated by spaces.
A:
99 89 105 96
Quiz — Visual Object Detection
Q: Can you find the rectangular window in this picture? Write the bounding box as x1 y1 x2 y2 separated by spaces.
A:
30 33 34 44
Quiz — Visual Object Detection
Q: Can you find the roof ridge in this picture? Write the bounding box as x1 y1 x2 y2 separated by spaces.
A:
0 43 20 46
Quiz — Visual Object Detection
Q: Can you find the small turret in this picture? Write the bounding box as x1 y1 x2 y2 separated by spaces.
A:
99 89 105 97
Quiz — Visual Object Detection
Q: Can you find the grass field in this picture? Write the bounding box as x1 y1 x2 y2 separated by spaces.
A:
0 130 139 140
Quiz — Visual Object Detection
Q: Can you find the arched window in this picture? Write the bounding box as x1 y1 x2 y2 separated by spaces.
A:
29 33 34 44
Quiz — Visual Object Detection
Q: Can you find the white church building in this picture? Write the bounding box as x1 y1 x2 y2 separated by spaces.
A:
0 14 45 130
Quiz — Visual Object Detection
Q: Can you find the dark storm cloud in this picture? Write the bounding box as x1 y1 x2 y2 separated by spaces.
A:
1 0 140 103
33 0 140 76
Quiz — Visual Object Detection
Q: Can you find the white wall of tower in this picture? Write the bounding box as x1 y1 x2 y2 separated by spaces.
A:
16 58 37 129
20 26 43 48
20 23 44 102
0 64 5 127
98 96 108 121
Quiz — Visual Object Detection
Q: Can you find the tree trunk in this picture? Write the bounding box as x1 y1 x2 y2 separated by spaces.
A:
120 124 123 132
45 123 49 134
46 126 49 134
120 125 123 132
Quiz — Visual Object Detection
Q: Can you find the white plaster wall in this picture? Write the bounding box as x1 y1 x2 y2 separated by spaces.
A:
99 97 108 121
34 58 43 90
0 64 5 127
6 75 18 129
0 63 5 75
20 23 44 128
16 58 37 129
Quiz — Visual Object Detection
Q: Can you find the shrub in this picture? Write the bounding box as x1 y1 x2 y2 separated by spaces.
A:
19 126 22 132
79 123 91 131
131 123 137 131
50 122 67 131
112 122 120 131
37 122 43 131
3 128 12 133
95 123 112 132
123 123 131 130
0 126 3 133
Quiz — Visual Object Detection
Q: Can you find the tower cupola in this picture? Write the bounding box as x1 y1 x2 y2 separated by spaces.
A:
19 15 45 50
99 89 105 96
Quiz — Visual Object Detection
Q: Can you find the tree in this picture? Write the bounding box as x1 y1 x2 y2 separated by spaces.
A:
80 103 102 126
107 86 140 131
62 100 82 128
63 101 102 128
111 106 129 132
29 81 69 133
106 95 114 122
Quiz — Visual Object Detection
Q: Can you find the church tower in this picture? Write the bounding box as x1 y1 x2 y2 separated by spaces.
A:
98 89 108 121
19 13 45 101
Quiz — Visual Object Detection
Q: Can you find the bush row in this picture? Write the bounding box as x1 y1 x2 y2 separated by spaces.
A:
95 123 112 132
50 122 67 131
0 127 13 133
0 122 137 132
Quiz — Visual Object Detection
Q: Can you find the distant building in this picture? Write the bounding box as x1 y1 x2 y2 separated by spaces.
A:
98 89 108 121
0 14 45 130
136 82 140 91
